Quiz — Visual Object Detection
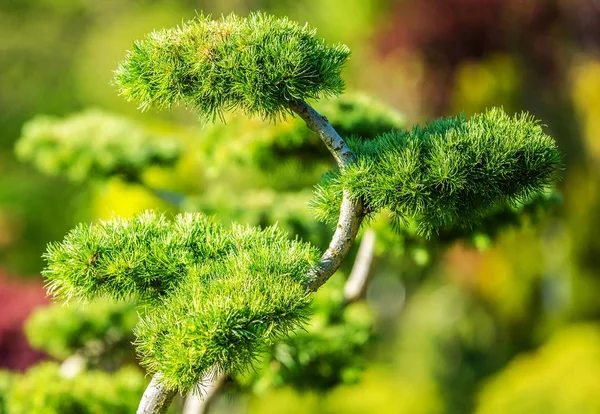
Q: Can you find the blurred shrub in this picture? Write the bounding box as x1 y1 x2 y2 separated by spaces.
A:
476 324 600 414
5 363 146 414
25 300 137 361
200 93 404 175
570 58 600 162
184 189 332 249
15 109 181 183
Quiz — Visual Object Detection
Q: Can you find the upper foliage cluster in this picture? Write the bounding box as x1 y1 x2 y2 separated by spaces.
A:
115 12 350 120
311 108 561 236
25 300 137 360
15 109 180 182
3 363 146 414
43 211 320 392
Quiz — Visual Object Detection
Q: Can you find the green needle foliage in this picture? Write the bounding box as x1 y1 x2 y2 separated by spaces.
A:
25 300 138 360
114 12 350 120
29 11 564 409
15 109 181 182
43 211 318 303
311 108 561 236
43 211 320 392
5 363 146 414
134 223 318 392
43 212 227 302
244 276 374 392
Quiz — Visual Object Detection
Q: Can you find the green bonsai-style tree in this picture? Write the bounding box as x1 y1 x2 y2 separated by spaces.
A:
27 12 559 414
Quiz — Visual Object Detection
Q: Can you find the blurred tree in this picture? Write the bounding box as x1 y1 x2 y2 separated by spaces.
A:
10 12 561 414
9 3 599 414
476 325 600 414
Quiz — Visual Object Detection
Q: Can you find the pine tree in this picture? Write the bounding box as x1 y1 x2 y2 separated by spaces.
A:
15 12 560 414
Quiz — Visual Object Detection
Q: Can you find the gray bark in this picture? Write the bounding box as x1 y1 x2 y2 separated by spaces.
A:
182 374 226 414
137 375 177 414
288 100 365 292
343 229 377 302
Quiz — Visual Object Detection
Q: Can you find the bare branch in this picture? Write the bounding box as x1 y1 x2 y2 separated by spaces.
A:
288 100 365 292
306 190 364 291
183 374 226 414
343 229 377 302
288 99 356 168
137 375 177 414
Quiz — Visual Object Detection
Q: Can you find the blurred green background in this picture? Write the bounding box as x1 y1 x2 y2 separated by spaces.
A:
1 0 600 413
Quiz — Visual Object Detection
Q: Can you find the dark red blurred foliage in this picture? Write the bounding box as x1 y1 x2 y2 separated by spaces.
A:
378 0 600 114
0 270 49 371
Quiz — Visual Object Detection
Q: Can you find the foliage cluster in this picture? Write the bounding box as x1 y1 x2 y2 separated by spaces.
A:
311 108 561 235
25 300 137 360
3 363 146 414
15 109 180 183
43 211 320 392
115 12 350 120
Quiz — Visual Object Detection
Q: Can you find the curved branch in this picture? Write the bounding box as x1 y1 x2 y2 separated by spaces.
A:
343 228 376 302
288 99 365 292
182 374 226 414
288 100 355 168
137 375 177 414
306 190 364 291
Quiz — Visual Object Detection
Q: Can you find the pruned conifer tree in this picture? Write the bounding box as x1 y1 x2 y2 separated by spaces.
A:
13 12 560 414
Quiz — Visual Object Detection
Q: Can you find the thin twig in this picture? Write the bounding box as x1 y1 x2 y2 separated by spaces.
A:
343 229 377 303
182 374 226 414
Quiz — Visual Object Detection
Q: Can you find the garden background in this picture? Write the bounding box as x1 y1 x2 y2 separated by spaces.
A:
1 0 600 412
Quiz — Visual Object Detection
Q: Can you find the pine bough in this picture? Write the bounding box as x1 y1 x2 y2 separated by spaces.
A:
39 12 560 414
